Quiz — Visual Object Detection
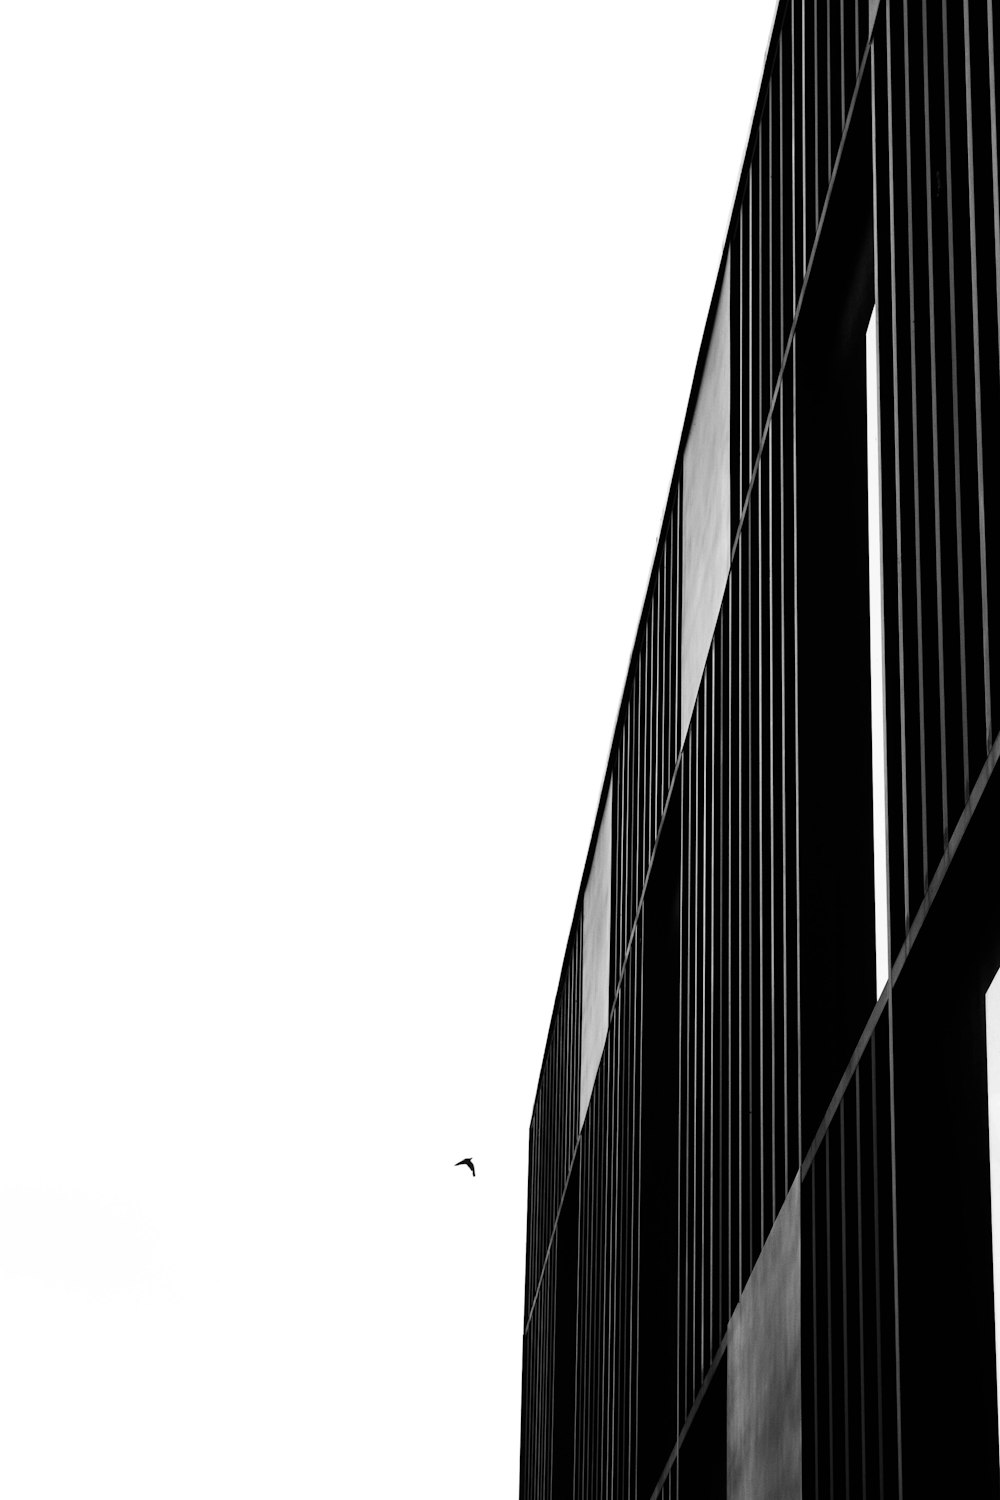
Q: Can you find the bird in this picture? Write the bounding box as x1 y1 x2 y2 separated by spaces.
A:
455 1157 475 1176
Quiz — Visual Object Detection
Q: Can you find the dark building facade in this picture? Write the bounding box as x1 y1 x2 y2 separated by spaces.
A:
520 1 1000 1494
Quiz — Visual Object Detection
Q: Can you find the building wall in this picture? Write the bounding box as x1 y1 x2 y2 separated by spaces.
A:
521 1 1000 1496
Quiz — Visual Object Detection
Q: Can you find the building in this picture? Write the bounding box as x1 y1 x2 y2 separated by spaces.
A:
519 1 1000 1495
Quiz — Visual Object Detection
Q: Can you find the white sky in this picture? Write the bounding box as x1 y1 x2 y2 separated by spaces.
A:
1 3 777 1493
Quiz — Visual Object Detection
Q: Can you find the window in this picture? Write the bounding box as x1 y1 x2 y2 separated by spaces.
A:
866 308 889 996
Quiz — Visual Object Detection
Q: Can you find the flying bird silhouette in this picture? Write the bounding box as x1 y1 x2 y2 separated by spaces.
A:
455 1157 475 1176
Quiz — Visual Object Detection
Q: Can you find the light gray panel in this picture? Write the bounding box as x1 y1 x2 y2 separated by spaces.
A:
727 1173 802 1500
681 254 731 743
580 788 612 1127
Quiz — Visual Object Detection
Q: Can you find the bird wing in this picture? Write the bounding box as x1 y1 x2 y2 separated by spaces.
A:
455 1157 475 1174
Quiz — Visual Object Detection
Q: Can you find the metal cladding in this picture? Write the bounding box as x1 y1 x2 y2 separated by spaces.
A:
521 2 1000 1497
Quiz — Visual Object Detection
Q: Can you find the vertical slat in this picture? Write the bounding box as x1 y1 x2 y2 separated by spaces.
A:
738 529 747 1291
668 510 677 780
619 737 625 975
991 2 1000 485
962 0 994 747
776 395 788 1205
792 342 802 1175
992 0 1000 361
735 533 743 1301
644 639 653 882
708 657 716 1358
664 517 672 798
593 1079 600 1500
597 1074 605 1497
653 573 661 848
886 1003 903 1496
901 0 932 890
804 0 813 266
604 1064 612 1497
735 207 745 537
700 684 708 1374
840 1110 852 1495
824 1136 835 1500
718 632 726 1342
838 0 846 152
632 678 638 936
693 703 702 1386
577 1123 583 1500
752 142 759 474
714 629 724 1339
644 636 653 882
676 495 682 765
937 4 972 803
794 0 803 301
873 21 904 964
674 802 683 1453
584 1120 591 1500
763 95 772 418
648 609 653 862
623 963 631 1500
664 526 670 805
870 1042 885 1500
626 955 635 1500
648 612 654 857
743 200 751 508
810 0 819 249
629 687 638 942
658 550 665 817
885 1 914 929
618 976 625 1500
779 381 790 1195
822 0 831 195
856 1077 869 1500
616 1005 622 1499
608 1021 617 1493
759 119 766 448
633 658 641 941
682 747 692 1414
772 74 782 393
693 707 701 1389
763 436 774 1230
635 664 641 922
968 1 1000 763
786 4 797 332
546 1259 553 1499
621 737 626 971
767 429 778 1215
623 700 630 962
727 586 735 1321
811 1158 822 1500
780 32 787 366
802 1171 815 1500
612 748 617 983
918 0 952 846
753 479 763 1261
533 1280 540 1500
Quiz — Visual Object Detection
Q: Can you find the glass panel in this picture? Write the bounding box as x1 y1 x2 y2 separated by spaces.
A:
866 309 890 995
